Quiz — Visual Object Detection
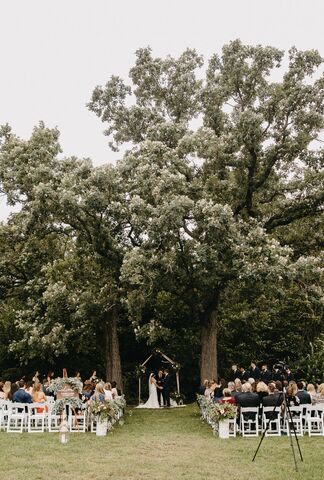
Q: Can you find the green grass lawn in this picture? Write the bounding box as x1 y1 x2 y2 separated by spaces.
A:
1 404 323 480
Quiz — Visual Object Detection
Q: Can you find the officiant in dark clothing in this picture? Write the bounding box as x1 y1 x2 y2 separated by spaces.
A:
157 370 164 406
162 369 171 407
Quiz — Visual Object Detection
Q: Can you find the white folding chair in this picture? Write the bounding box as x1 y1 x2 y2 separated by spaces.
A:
285 406 303 436
307 404 324 436
27 403 47 433
228 417 237 437
7 403 27 433
0 400 10 431
240 407 260 437
68 405 87 433
262 406 281 436
48 403 63 432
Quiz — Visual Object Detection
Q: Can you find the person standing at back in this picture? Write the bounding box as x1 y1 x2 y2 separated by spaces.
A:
249 361 261 381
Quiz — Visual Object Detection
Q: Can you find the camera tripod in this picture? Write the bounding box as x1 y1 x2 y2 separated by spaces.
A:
252 388 303 472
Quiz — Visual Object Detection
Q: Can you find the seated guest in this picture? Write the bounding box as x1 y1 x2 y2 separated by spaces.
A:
275 380 283 392
306 383 317 403
12 380 33 403
286 385 300 407
9 382 18 400
249 361 261 381
91 383 106 402
32 382 47 403
32 382 48 412
0 382 5 399
42 378 53 397
236 382 260 407
237 382 260 422
111 381 119 398
26 380 34 395
204 381 213 399
232 379 242 401
256 381 269 401
262 382 283 407
2 381 11 400
220 388 236 404
229 364 241 381
197 379 209 395
213 379 226 402
296 381 311 405
104 382 113 401
82 380 94 400
260 365 272 384
227 381 234 396
314 383 324 404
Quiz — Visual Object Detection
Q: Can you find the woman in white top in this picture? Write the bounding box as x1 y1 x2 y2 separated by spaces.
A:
104 382 113 401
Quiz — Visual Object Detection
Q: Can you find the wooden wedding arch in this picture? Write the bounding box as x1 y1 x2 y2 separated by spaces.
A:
137 349 181 405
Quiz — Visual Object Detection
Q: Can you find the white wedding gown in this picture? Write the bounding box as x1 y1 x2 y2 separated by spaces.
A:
137 376 160 409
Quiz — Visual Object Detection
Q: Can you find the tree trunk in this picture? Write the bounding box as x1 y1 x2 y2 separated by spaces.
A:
200 306 218 383
104 309 123 391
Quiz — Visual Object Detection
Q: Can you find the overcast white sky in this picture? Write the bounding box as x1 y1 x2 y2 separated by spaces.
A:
1 0 324 219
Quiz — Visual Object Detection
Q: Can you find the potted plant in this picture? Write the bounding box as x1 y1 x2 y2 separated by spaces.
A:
208 403 237 439
91 400 116 436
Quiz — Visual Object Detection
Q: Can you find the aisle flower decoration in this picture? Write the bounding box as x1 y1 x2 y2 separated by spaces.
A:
170 391 185 405
207 403 237 422
92 400 116 422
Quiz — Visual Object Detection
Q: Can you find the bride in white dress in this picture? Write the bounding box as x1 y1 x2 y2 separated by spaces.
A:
137 373 161 409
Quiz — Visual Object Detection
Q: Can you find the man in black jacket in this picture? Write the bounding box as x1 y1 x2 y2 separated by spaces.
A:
237 382 260 422
12 380 33 403
260 364 272 384
229 364 241 382
249 361 261 381
162 369 171 407
156 370 164 407
296 382 311 405
262 383 283 407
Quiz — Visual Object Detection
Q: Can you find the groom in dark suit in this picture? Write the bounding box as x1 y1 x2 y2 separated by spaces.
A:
162 369 171 407
156 369 164 406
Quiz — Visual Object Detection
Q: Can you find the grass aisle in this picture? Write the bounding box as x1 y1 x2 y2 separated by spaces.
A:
1 404 323 480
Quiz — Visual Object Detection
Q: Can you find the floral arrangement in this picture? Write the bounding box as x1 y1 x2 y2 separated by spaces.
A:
170 391 185 405
91 400 116 422
207 402 237 422
135 365 147 376
48 377 83 395
53 397 82 413
113 395 126 411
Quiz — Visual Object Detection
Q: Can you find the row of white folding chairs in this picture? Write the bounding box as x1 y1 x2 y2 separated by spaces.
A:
200 404 324 438
0 401 124 433
0 401 88 433
239 405 324 437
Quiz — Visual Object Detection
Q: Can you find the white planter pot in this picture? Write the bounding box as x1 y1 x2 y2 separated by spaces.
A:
96 419 108 436
218 419 230 439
